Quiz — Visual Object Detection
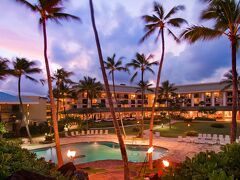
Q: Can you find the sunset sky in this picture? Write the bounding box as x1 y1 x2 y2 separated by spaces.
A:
0 0 239 96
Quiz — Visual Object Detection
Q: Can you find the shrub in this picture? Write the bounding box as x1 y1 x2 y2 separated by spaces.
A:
0 122 7 137
20 122 50 136
194 117 216 121
185 130 198 137
211 123 225 128
163 143 240 179
0 139 64 179
132 127 140 132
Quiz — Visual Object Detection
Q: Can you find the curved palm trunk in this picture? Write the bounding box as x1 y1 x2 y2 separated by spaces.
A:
42 19 63 167
112 72 126 137
89 1 130 179
56 80 60 121
230 39 237 143
140 70 144 138
18 76 32 143
149 28 165 169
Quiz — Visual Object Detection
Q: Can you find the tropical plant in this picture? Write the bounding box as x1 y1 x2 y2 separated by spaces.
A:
53 68 74 120
0 139 64 179
104 53 128 137
127 53 158 137
136 80 153 136
163 143 240 179
16 0 80 166
140 2 187 169
181 0 240 143
0 58 11 80
77 76 103 108
0 122 7 138
11 58 42 143
221 70 240 90
89 0 130 179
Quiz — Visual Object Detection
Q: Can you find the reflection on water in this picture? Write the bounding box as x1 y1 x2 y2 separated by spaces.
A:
32 141 168 164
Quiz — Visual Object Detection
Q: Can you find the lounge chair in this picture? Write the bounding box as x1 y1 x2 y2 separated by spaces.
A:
212 134 218 140
155 132 160 137
70 131 76 136
225 135 230 140
220 139 226 145
183 136 191 143
91 130 94 135
104 129 109 135
65 132 70 137
219 135 224 140
75 131 79 136
198 134 202 139
202 134 207 139
81 130 85 135
87 130 90 135
206 134 212 140
177 136 183 142
99 130 103 135
95 129 99 135
225 137 230 144
207 139 217 145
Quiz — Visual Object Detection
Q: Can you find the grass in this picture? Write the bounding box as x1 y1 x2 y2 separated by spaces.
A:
108 125 150 136
154 121 240 138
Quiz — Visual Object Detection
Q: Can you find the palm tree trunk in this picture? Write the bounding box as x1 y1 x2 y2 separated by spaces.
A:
112 72 126 137
18 76 32 143
230 39 237 143
42 19 63 167
149 28 165 169
89 1 130 179
141 70 144 138
56 80 60 121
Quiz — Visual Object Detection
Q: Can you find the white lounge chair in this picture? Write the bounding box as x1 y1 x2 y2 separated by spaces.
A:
220 138 226 145
91 130 94 135
75 131 79 136
104 129 109 135
183 136 191 143
155 132 160 137
99 130 103 135
207 139 217 145
95 129 99 135
206 134 212 140
198 138 206 144
212 134 218 140
202 134 207 139
70 131 76 136
225 137 230 144
219 135 224 140
198 134 203 139
177 136 183 142
225 135 230 140
65 132 70 137
81 130 85 135
87 130 90 135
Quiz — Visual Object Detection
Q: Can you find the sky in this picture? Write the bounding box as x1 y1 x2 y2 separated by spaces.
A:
0 0 239 96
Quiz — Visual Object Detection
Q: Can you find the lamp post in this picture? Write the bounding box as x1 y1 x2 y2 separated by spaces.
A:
67 150 76 162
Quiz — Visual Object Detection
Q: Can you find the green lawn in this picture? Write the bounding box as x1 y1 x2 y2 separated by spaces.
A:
108 125 150 136
154 121 240 138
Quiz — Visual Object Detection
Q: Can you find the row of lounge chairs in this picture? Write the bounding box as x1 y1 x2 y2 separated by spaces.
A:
65 129 109 137
177 134 234 145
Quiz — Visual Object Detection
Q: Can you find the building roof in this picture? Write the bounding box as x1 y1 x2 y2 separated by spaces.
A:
0 92 39 104
108 84 153 94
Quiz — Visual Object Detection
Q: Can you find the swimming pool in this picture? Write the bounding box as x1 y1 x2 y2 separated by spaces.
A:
32 141 168 164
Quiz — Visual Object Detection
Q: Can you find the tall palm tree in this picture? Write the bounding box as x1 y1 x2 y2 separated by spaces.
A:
127 53 158 137
16 0 80 166
89 0 130 179
104 54 128 137
0 58 11 80
12 58 42 143
158 80 177 129
77 76 103 108
181 0 240 143
141 2 187 169
136 81 153 135
53 68 74 120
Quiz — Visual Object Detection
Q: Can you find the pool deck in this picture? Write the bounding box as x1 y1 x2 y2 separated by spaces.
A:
22 134 221 163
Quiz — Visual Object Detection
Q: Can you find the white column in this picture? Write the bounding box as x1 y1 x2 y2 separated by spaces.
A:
223 92 227 106
211 93 215 106
191 94 194 107
201 93 205 102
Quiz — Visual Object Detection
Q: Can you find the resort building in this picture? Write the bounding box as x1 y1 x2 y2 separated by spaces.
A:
63 82 239 121
0 92 47 131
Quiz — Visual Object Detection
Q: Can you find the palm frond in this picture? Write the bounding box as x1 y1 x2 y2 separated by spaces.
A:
140 28 157 43
167 29 180 43
164 5 185 20
181 25 222 43
130 72 138 83
167 18 188 27
15 0 37 12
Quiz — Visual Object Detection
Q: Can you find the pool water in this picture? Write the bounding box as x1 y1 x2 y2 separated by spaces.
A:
32 141 168 164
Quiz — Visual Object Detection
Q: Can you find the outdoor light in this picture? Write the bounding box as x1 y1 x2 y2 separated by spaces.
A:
147 146 154 154
188 123 191 127
67 150 76 159
162 160 170 167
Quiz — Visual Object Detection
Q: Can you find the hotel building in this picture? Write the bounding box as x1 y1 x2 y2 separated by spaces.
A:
63 82 240 121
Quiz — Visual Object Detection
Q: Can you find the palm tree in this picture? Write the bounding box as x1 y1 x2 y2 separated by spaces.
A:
181 0 240 143
77 76 103 108
0 58 11 80
16 0 80 166
141 2 187 169
221 70 240 90
127 53 158 137
12 58 42 143
53 68 74 120
136 81 153 135
104 54 128 137
158 80 177 129
89 0 130 179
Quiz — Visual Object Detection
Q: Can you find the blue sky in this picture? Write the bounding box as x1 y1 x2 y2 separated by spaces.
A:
0 0 239 96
